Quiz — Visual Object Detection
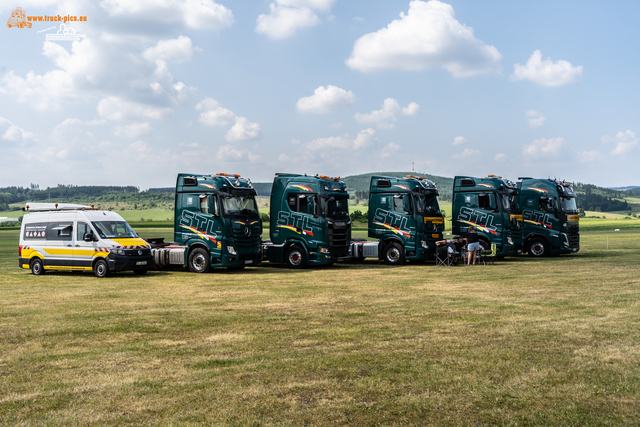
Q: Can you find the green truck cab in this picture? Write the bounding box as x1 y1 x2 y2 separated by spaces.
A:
351 175 444 265
149 173 262 272
263 173 351 268
516 178 580 257
452 175 523 257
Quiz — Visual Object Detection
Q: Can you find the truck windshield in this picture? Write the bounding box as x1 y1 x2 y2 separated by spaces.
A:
92 221 138 239
221 196 259 217
414 194 440 214
560 196 578 213
321 195 349 219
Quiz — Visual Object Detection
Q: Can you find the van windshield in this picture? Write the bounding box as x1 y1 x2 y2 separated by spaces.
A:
92 221 138 239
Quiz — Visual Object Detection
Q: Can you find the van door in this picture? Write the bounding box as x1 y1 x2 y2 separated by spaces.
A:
44 218 75 269
73 220 99 270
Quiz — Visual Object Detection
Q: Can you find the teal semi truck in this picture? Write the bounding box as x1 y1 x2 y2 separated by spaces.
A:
516 178 580 257
148 173 262 272
452 175 523 257
350 175 444 265
262 173 351 268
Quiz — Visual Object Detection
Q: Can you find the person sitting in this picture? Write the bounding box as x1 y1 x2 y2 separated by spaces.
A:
466 226 480 265
436 237 463 265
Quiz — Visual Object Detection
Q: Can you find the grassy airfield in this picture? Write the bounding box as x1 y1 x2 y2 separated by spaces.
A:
1 225 640 425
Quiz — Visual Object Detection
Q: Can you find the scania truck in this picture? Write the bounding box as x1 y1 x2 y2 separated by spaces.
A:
452 175 523 257
148 173 262 272
350 175 444 265
516 178 579 257
262 173 351 268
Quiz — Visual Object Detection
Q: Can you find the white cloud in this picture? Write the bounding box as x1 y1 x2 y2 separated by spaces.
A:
195 98 261 141
512 50 583 87
115 122 153 138
225 117 261 142
452 136 467 145
346 0 502 76
196 98 236 126
494 153 506 162
602 130 638 155
354 98 420 129
523 137 565 159
576 150 600 163
296 85 355 114
99 0 234 31
526 110 546 127
380 142 401 158
143 36 201 64
0 116 35 143
97 96 173 121
256 4 321 39
307 128 376 151
276 0 335 11
453 148 479 159
217 144 261 162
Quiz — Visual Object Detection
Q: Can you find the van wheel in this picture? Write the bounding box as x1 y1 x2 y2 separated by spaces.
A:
94 259 109 278
188 248 210 273
528 238 548 258
383 242 405 266
30 258 45 275
285 245 307 269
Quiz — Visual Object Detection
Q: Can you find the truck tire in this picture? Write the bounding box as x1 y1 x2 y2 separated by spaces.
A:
188 248 211 273
93 259 109 278
285 245 307 269
30 258 45 275
383 242 405 266
528 238 548 258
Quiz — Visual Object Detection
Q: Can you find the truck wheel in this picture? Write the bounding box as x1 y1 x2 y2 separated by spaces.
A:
30 258 45 275
479 240 490 252
285 245 307 269
93 259 109 278
188 248 210 273
528 238 548 258
383 242 405 266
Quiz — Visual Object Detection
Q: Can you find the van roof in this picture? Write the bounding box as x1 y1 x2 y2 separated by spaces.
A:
23 209 127 223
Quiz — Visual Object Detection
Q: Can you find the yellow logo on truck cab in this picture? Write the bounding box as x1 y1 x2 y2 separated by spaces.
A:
566 215 580 222
424 217 444 224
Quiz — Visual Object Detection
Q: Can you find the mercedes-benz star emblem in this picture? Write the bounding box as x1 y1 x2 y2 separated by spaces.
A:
244 227 251 237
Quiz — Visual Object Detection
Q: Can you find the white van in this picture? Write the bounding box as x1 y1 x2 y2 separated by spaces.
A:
19 203 154 278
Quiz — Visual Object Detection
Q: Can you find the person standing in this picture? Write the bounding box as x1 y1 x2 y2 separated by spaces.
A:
466 226 480 265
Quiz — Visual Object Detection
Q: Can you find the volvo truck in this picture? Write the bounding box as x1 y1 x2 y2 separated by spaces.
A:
262 173 351 268
148 173 262 272
350 175 444 265
516 178 579 257
452 175 523 257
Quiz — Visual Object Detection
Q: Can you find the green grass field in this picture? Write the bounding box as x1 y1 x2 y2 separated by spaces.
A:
2 227 640 425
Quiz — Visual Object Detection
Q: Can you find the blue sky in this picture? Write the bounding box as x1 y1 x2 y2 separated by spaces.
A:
1 0 638 189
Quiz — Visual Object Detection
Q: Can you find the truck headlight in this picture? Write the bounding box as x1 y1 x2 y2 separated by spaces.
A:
227 246 237 255
110 248 125 256
319 247 330 254
507 236 513 245
421 240 428 249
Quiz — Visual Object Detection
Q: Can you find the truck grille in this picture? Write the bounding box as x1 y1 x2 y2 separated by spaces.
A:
568 224 579 234
569 232 580 249
232 230 261 254
329 225 351 258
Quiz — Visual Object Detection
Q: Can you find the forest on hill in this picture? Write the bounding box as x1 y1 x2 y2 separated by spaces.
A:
0 175 633 213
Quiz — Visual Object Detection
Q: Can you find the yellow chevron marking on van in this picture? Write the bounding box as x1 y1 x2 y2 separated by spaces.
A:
75 250 109 257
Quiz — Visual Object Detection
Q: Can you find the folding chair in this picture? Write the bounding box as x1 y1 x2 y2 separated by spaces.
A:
435 245 454 267
480 243 497 265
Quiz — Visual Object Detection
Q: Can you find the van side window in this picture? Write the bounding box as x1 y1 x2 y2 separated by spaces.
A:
47 222 73 240
76 222 90 242
24 222 47 240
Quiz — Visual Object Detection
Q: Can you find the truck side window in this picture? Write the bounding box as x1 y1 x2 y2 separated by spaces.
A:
463 193 479 209
478 193 498 211
538 197 555 214
199 195 218 216
393 194 411 214
288 193 317 215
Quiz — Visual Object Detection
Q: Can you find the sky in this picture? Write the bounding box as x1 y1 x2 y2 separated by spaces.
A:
1 0 639 189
